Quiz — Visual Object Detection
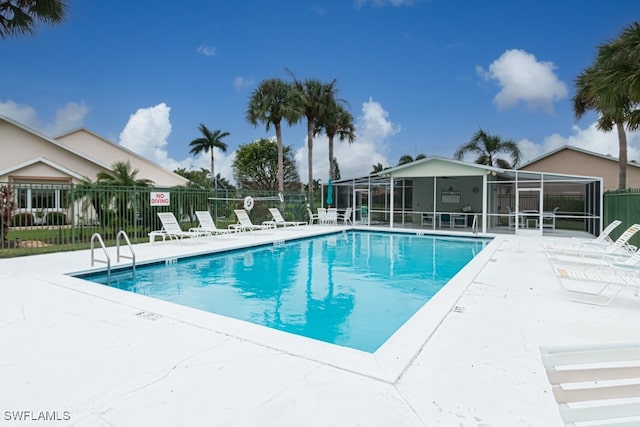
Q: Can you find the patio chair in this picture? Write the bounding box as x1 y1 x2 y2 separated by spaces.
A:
317 208 328 224
542 207 559 230
360 206 368 225
452 214 467 228
306 207 319 225
190 211 234 235
231 209 274 232
421 212 434 227
439 213 450 228
155 212 211 240
326 208 338 225
507 207 524 229
265 208 306 227
545 223 640 257
337 207 353 225
539 342 640 426
555 264 640 305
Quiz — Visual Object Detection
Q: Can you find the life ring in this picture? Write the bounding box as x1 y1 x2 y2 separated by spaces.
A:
243 196 254 211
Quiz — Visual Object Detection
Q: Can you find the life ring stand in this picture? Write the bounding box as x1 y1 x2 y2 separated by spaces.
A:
243 196 254 211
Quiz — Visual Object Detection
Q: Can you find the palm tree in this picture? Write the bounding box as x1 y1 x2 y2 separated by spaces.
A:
370 162 385 174
397 153 426 165
96 161 154 187
289 71 338 205
596 22 640 125
454 129 521 168
576 22 640 189
246 78 301 196
573 65 631 189
315 100 355 180
398 155 413 165
95 161 154 230
188 124 229 191
0 0 67 38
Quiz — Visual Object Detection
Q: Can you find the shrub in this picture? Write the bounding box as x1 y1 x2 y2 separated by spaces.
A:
12 213 33 227
45 212 68 226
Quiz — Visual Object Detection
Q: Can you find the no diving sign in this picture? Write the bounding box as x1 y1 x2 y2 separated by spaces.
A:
150 192 170 206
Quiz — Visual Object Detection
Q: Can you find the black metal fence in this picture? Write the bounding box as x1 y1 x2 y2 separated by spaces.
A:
0 183 308 257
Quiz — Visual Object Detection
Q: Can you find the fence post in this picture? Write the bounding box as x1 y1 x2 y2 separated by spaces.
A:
71 183 76 250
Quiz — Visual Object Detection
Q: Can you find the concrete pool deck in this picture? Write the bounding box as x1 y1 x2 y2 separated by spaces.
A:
1 226 639 426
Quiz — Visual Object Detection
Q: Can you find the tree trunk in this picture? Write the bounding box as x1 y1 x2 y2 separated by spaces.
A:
275 124 284 194
307 119 314 206
210 151 216 191
616 121 627 189
328 134 335 180
275 122 284 208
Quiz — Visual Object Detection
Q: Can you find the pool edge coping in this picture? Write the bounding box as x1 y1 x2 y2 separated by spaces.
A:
43 227 502 383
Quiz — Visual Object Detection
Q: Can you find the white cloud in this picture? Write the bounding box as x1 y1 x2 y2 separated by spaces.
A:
357 97 401 143
0 100 38 127
295 98 395 181
518 121 640 165
355 0 414 7
311 4 327 15
0 100 88 135
233 76 253 91
119 103 177 167
188 148 236 184
477 49 568 112
118 103 234 179
47 102 89 134
196 44 216 57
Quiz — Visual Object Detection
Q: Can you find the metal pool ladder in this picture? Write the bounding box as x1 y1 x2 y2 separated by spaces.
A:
90 232 111 282
116 230 136 275
471 214 479 234
90 231 137 283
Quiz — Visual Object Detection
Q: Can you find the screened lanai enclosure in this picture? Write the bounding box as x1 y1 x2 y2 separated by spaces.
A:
325 158 603 237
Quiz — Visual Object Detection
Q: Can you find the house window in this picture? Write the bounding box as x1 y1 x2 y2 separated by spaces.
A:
14 185 64 210
16 188 28 209
32 188 57 209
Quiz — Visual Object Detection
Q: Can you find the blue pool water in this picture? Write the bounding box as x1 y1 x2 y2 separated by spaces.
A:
80 231 490 352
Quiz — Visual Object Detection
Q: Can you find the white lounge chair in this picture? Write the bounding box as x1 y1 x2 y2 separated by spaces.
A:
574 219 622 245
265 208 306 227
555 264 640 305
190 211 234 235
337 207 353 225
545 223 640 257
231 209 274 232
155 212 210 240
548 245 640 268
546 220 622 246
540 342 640 426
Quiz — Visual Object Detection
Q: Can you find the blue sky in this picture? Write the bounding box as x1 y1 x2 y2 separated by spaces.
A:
1 0 639 183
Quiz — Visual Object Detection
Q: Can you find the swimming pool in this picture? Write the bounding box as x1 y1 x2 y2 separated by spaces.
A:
80 231 490 352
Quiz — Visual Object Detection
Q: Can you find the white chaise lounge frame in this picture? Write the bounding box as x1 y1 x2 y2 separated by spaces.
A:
540 342 640 426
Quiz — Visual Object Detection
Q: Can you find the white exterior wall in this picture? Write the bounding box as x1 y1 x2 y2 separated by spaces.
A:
56 129 188 187
0 119 188 187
